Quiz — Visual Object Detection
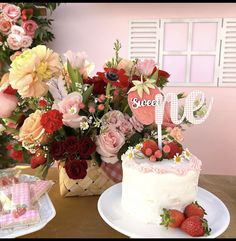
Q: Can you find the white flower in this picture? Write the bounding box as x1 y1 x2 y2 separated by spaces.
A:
135 143 143 151
174 153 182 163
183 148 191 160
80 121 89 130
126 147 135 160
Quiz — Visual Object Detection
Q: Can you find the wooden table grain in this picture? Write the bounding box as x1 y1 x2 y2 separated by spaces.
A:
19 167 235 238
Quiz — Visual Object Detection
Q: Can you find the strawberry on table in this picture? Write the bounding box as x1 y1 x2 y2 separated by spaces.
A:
180 216 211 237
184 201 206 218
160 208 185 228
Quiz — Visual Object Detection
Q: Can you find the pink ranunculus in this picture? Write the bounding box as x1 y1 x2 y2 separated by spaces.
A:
136 59 156 76
96 127 125 164
0 17 11 35
22 20 38 37
52 92 87 129
101 110 125 129
11 25 25 35
0 90 18 118
2 4 21 22
162 102 177 128
21 35 32 48
129 115 144 133
7 33 22 50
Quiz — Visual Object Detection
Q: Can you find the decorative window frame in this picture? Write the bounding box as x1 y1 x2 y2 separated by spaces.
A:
129 18 236 87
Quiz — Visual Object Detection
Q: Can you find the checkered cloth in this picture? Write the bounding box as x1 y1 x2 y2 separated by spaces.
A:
100 161 122 183
0 210 40 229
12 183 31 209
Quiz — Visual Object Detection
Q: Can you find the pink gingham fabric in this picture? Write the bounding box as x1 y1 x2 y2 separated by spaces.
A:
0 210 40 228
100 161 122 183
12 183 31 209
30 180 54 203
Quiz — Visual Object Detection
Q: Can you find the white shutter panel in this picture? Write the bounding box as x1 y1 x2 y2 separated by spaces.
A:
219 18 236 87
129 20 159 61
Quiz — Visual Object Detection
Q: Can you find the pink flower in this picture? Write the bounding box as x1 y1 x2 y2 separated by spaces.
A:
101 110 125 128
2 4 21 22
0 89 18 118
0 3 7 11
22 20 38 37
7 33 22 50
136 59 156 76
21 35 32 48
11 25 25 35
52 92 87 129
162 102 177 128
129 115 144 133
118 118 134 137
0 16 11 35
96 127 125 164
64 50 94 79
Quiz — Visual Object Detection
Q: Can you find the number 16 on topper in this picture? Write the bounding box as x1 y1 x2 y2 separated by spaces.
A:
155 90 214 150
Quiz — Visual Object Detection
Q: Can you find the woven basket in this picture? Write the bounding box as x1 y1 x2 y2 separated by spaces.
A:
58 160 121 197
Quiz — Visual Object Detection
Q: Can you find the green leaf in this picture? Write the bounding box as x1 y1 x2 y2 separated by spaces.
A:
129 132 143 146
117 143 129 161
150 69 159 80
67 60 78 91
83 84 94 105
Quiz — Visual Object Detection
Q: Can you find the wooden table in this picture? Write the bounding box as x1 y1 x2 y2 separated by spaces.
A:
19 167 236 238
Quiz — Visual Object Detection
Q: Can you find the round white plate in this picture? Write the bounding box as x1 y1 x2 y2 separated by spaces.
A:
0 174 56 238
98 183 230 238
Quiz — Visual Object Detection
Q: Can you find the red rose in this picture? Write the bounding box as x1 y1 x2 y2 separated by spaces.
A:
64 159 88 180
77 137 96 159
41 109 63 134
64 136 80 154
85 76 107 95
10 150 23 162
166 142 183 159
50 141 65 160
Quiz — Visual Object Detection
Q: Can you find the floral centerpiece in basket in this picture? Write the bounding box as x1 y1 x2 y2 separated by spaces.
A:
0 40 207 197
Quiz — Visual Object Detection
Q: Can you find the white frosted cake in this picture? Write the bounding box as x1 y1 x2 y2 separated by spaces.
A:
121 150 202 224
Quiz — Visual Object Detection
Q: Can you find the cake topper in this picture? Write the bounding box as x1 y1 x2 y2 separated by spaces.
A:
128 76 214 150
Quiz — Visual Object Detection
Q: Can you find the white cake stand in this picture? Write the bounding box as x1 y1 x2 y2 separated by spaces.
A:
98 183 230 238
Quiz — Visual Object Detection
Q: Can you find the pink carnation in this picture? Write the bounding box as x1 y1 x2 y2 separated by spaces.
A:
129 115 144 132
96 127 125 164
22 20 38 37
2 4 21 22
101 110 125 129
118 118 134 137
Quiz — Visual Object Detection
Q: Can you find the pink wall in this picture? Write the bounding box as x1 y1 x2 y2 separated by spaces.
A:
49 3 236 175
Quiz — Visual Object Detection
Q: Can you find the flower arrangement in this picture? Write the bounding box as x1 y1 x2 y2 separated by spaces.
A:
0 40 207 181
0 2 60 77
